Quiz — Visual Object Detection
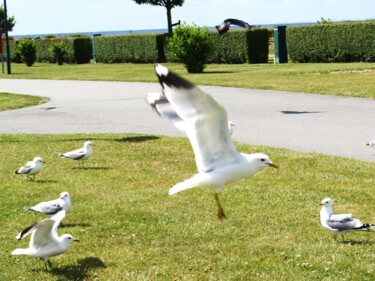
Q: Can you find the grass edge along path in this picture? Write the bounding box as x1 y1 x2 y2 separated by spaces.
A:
0 133 374 280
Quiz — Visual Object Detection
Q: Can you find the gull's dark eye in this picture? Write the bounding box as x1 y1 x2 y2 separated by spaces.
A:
260 159 265 162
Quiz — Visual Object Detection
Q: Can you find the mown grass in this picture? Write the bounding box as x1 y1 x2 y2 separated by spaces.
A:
0 92 46 111
0 134 374 280
1 62 375 98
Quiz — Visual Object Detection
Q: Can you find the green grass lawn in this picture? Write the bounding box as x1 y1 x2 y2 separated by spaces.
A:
0 92 46 111
1 134 375 280
1 62 375 99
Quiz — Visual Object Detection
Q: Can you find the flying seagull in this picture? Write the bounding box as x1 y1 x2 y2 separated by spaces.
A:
320 198 375 240
366 138 375 148
216 18 257 34
14 157 45 181
25 191 72 217
147 92 236 136
147 64 279 219
11 210 79 270
59 141 93 167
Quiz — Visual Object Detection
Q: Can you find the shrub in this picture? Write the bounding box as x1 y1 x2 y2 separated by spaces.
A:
17 38 37 67
167 23 214 73
49 41 67 65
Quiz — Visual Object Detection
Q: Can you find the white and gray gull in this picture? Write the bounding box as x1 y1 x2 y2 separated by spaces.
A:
59 141 93 167
14 156 44 181
25 192 72 217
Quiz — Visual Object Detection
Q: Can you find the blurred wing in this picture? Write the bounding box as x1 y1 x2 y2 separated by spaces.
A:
29 219 56 249
154 64 239 172
147 92 186 132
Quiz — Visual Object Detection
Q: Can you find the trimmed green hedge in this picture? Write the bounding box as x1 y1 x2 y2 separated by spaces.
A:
5 37 92 64
287 22 375 62
35 37 92 64
95 34 165 63
95 29 269 64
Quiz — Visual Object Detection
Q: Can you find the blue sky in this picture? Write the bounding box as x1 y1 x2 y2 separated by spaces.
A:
6 0 375 35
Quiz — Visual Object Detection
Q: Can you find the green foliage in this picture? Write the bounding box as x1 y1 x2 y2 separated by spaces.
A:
0 5 16 32
49 41 67 65
17 38 37 67
167 23 214 73
287 22 375 62
209 29 269 64
95 34 163 63
317 17 333 24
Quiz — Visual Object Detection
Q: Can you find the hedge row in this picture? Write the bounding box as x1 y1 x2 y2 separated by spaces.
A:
287 22 375 62
6 37 92 64
94 34 166 63
94 29 269 64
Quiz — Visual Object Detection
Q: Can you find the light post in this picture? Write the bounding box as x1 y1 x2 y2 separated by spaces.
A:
3 0 11 74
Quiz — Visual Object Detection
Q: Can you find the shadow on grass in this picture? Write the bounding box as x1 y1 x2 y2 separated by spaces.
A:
60 222 91 228
203 71 236 74
115 135 159 143
49 257 106 280
71 166 111 170
340 239 375 245
280 110 324 115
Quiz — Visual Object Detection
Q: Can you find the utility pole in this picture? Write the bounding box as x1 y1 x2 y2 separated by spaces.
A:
3 0 11 74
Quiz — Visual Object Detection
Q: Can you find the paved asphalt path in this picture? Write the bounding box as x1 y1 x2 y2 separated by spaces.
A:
1 79 374 163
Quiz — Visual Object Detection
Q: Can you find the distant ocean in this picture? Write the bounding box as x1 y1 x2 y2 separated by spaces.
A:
11 22 316 39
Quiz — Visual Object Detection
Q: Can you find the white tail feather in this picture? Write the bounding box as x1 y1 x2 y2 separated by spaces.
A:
11 248 28 256
168 180 197 195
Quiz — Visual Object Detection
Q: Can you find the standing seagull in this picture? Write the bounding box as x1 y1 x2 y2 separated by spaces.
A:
11 210 79 270
25 192 72 217
59 141 93 167
14 157 44 181
366 138 375 148
147 64 279 219
320 198 375 240
216 18 257 34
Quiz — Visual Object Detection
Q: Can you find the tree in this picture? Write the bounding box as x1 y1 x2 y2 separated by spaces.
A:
0 5 16 32
132 0 184 34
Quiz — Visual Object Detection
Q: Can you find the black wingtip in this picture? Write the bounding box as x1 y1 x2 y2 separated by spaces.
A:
155 64 195 90
16 222 38 240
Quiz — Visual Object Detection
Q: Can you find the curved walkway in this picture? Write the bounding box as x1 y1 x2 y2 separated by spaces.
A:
1 79 374 163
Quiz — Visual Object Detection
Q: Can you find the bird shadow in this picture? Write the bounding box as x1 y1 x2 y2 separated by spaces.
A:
71 166 111 170
59 222 91 228
340 239 375 245
280 110 324 115
114 135 159 143
49 257 106 280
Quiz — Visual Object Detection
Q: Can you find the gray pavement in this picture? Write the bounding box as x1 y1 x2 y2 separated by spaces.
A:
1 78 374 163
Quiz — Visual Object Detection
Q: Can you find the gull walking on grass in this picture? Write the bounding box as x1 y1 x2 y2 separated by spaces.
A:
147 64 278 220
11 210 79 270
59 141 93 167
14 157 44 181
25 192 72 217
320 198 375 241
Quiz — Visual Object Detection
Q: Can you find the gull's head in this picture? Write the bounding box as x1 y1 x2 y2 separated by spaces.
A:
84 141 93 148
33 157 44 164
155 64 169 77
60 191 70 200
253 153 279 169
320 197 333 207
61 234 80 245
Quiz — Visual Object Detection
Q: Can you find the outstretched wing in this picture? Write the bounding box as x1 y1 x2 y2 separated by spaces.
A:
153 64 239 172
224 18 255 29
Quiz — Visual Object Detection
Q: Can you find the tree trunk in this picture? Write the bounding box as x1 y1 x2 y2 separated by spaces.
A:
166 0 173 35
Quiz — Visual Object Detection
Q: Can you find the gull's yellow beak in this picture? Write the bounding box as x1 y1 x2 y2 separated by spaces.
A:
269 163 279 169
